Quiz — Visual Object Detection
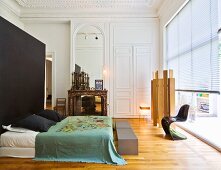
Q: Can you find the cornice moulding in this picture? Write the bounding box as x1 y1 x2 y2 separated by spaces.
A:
21 17 159 24
19 8 158 18
158 0 188 18
9 0 164 19
157 0 170 17
1 0 21 17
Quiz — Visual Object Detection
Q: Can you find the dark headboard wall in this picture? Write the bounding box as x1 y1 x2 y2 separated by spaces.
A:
0 17 45 133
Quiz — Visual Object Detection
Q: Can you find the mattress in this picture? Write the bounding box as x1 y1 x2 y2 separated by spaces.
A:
0 147 35 158
0 131 39 148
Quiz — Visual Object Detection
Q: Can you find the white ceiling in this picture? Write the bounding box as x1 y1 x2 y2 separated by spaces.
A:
15 0 163 10
7 0 165 18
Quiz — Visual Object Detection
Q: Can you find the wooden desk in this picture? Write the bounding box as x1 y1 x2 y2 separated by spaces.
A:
68 89 108 116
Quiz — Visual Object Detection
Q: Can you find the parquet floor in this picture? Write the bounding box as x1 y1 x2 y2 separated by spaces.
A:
1 118 221 170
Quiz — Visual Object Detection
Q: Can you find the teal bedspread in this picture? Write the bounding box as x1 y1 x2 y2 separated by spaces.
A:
34 116 126 165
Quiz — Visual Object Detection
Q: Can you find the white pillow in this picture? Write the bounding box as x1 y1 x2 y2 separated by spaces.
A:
2 125 36 133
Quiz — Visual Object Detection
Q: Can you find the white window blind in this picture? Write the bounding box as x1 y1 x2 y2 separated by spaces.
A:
166 0 220 92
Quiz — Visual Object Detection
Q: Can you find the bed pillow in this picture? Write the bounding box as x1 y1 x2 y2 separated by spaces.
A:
12 114 56 132
37 109 64 122
2 125 36 133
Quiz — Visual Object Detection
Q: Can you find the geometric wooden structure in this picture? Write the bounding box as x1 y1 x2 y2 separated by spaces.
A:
151 70 175 127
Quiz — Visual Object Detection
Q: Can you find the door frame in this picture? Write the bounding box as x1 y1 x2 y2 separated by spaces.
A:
45 51 56 108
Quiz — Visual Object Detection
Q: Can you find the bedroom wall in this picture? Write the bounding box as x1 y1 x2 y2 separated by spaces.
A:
0 0 24 29
24 18 159 118
1 1 160 117
71 19 159 117
25 23 70 105
0 17 45 133
0 15 158 118
1 13 159 118
76 26 103 87
110 21 159 118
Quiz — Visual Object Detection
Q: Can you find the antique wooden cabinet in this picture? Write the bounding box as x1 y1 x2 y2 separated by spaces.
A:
68 89 108 116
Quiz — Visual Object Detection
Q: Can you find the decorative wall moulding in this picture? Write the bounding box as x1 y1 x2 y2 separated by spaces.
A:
19 9 158 19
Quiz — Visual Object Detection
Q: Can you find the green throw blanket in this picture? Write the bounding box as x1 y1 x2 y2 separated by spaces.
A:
34 116 126 165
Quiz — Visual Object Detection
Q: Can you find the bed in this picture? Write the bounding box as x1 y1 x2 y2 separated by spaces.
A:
0 116 126 165
0 131 38 158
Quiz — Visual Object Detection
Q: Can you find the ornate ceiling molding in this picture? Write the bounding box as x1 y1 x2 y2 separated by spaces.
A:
15 0 155 9
13 0 164 18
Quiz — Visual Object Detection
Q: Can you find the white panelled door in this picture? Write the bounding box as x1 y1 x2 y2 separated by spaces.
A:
114 47 133 117
113 45 151 118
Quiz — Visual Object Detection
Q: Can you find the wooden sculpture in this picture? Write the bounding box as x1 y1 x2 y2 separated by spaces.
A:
151 70 175 127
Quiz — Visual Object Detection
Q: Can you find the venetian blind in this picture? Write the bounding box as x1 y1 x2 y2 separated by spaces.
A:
166 0 220 92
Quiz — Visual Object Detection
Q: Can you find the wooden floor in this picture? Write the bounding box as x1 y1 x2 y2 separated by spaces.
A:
1 118 221 170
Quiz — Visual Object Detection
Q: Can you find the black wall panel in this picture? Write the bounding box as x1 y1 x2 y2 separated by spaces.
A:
0 17 45 133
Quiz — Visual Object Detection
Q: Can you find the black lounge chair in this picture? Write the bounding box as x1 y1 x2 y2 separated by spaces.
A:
161 104 190 140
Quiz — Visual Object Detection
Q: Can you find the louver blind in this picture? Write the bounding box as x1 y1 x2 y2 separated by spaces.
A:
166 0 220 92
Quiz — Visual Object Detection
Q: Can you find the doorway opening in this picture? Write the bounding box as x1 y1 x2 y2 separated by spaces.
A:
46 55 52 110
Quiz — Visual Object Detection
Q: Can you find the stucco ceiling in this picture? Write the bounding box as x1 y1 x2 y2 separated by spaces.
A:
11 0 164 18
15 0 163 10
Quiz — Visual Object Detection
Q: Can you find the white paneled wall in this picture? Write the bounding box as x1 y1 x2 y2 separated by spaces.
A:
0 0 168 118
114 47 133 117
110 23 156 118
134 46 151 116
23 19 158 118
112 46 151 118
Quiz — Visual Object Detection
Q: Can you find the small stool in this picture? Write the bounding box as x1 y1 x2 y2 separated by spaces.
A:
115 120 131 129
117 128 138 155
115 120 138 155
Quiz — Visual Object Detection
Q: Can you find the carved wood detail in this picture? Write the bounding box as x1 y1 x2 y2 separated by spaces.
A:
68 89 108 116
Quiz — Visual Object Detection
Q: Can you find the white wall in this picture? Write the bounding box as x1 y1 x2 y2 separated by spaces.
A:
158 0 187 72
109 22 159 118
76 48 103 87
0 0 24 29
76 26 103 87
71 19 159 117
25 23 70 105
1 0 160 117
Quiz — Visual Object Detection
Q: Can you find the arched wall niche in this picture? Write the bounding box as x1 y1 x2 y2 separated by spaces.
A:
71 24 106 89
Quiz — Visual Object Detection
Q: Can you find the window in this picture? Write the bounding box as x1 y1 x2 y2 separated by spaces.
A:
166 0 220 116
166 0 220 93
